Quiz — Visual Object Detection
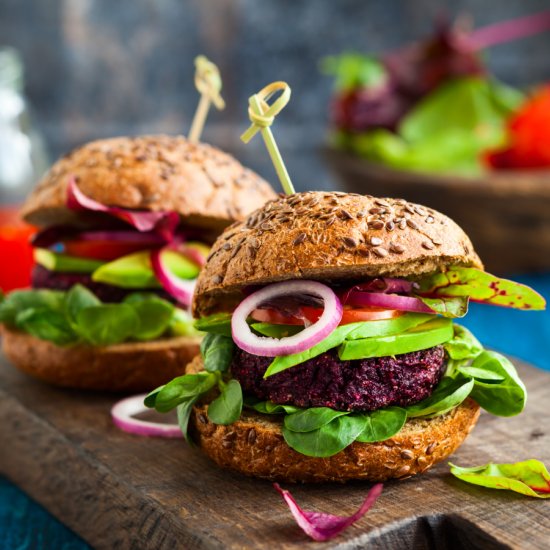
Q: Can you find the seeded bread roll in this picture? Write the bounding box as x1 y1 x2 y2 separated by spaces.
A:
1 327 200 392
193 192 483 316
185 356 480 483
21 135 276 230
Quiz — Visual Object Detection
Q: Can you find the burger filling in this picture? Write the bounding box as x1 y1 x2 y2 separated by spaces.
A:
0 182 211 345
231 346 446 411
144 266 544 459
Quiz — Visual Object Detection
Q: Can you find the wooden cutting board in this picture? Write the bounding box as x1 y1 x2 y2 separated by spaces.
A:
0 353 548 550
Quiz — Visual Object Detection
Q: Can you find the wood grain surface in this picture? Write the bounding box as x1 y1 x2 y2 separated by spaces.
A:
0 353 548 550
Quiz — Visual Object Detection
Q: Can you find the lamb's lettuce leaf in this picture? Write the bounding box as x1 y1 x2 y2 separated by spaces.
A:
0 286 181 346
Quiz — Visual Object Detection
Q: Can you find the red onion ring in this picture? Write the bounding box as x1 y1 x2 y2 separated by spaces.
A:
66 177 179 238
111 394 182 438
345 291 434 313
231 281 343 357
150 247 196 306
78 230 166 244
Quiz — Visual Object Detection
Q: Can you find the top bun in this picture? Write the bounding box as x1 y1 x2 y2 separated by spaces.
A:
22 135 276 230
193 191 483 316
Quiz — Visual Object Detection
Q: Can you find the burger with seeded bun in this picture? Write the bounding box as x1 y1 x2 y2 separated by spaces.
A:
145 190 545 483
0 135 276 392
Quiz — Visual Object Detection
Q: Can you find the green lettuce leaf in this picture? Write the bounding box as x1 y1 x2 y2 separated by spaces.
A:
200 333 235 373
243 397 301 415
321 53 387 91
15 307 77 346
417 267 546 310
284 407 349 433
444 324 483 361
468 351 526 416
405 376 474 418
76 305 139 346
282 415 366 458
146 372 217 413
450 460 550 498
355 407 407 443
207 379 243 425
194 313 233 336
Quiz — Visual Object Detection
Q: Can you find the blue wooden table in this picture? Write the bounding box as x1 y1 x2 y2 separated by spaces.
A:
1 273 549 550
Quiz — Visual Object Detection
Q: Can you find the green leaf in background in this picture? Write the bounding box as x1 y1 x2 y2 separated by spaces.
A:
200 333 235 373
345 77 525 175
468 351 526 417
0 289 65 326
194 313 233 336
169 308 202 337
444 324 484 361
15 307 77 346
284 407 349 433
355 407 407 443
405 376 474 418
321 53 387 91
282 415 366 458
400 78 520 144
418 296 469 318
417 267 546 310
129 300 175 341
151 372 217 413
450 460 550 498
207 379 243 425
75 304 139 345
64 284 101 326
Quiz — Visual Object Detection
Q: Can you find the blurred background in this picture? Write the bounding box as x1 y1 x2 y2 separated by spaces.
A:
1 0 550 194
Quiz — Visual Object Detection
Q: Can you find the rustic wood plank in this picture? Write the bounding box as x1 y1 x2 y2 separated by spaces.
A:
0 353 548 549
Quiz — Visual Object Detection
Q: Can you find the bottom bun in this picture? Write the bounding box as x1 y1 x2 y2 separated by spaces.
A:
186 357 480 483
1 327 200 392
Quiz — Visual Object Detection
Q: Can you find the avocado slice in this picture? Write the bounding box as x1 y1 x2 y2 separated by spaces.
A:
34 248 105 273
338 317 453 360
91 250 200 289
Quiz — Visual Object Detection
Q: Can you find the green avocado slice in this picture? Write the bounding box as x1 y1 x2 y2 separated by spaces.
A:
91 250 200 289
34 248 105 273
338 317 453 360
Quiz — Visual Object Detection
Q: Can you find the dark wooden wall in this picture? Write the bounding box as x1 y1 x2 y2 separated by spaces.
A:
1 0 549 191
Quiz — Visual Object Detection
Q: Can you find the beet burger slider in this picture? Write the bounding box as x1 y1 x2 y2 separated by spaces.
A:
145 190 544 482
0 135 276 391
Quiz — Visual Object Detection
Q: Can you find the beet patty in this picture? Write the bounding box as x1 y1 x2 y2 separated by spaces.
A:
231 346 446 412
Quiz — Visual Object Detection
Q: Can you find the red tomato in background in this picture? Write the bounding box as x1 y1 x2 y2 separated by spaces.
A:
250 306 402 326
485 86 550 170
63 240 156 261
0 207 35 292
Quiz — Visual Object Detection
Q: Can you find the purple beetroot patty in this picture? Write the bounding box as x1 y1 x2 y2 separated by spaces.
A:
31 265 176 304
231 346 446 412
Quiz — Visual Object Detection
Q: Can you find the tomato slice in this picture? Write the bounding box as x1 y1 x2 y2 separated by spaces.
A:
250 306 403 326
63 240 156 261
